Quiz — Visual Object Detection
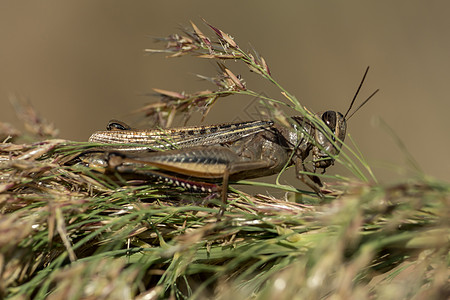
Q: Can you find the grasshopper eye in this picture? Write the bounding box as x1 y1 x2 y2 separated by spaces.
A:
107 120 131 131
321 111 337 132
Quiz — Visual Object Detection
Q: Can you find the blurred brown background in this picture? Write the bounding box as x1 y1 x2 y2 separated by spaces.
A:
1 0 449 184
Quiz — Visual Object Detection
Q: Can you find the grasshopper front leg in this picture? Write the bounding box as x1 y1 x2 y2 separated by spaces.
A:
293 156 324 197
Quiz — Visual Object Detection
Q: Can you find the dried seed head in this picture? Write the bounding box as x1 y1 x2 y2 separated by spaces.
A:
203 19 238 49
10 95 59 138
190 21 212 50
260 56 271 75
216 63 246 91
145 34 199 57
246 51 271 76
153 88 187 100
224 68 246 91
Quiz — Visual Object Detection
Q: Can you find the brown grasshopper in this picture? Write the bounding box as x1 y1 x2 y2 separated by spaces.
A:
82 68 377 207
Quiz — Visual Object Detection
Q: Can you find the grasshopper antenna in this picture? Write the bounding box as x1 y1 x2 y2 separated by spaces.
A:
346 88 379 121
344 66 379 120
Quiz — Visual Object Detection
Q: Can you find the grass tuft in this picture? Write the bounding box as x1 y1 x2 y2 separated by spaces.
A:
1 21 449 299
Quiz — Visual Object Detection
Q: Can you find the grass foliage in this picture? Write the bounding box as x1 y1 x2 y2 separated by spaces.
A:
1 21 449 299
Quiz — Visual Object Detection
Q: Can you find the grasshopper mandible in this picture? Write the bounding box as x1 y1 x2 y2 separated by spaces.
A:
83 67 377 207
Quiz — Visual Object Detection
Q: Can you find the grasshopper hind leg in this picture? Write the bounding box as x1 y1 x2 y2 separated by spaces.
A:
217 167 230 218
106 153 222 193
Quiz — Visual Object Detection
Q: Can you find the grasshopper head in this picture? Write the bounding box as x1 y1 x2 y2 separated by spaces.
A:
312 111 347 171
311 66 379 173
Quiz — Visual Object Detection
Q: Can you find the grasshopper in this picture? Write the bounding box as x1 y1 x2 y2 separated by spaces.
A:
82 68 377 208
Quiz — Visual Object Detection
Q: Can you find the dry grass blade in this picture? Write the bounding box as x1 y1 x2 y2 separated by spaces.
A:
1 133 448 299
